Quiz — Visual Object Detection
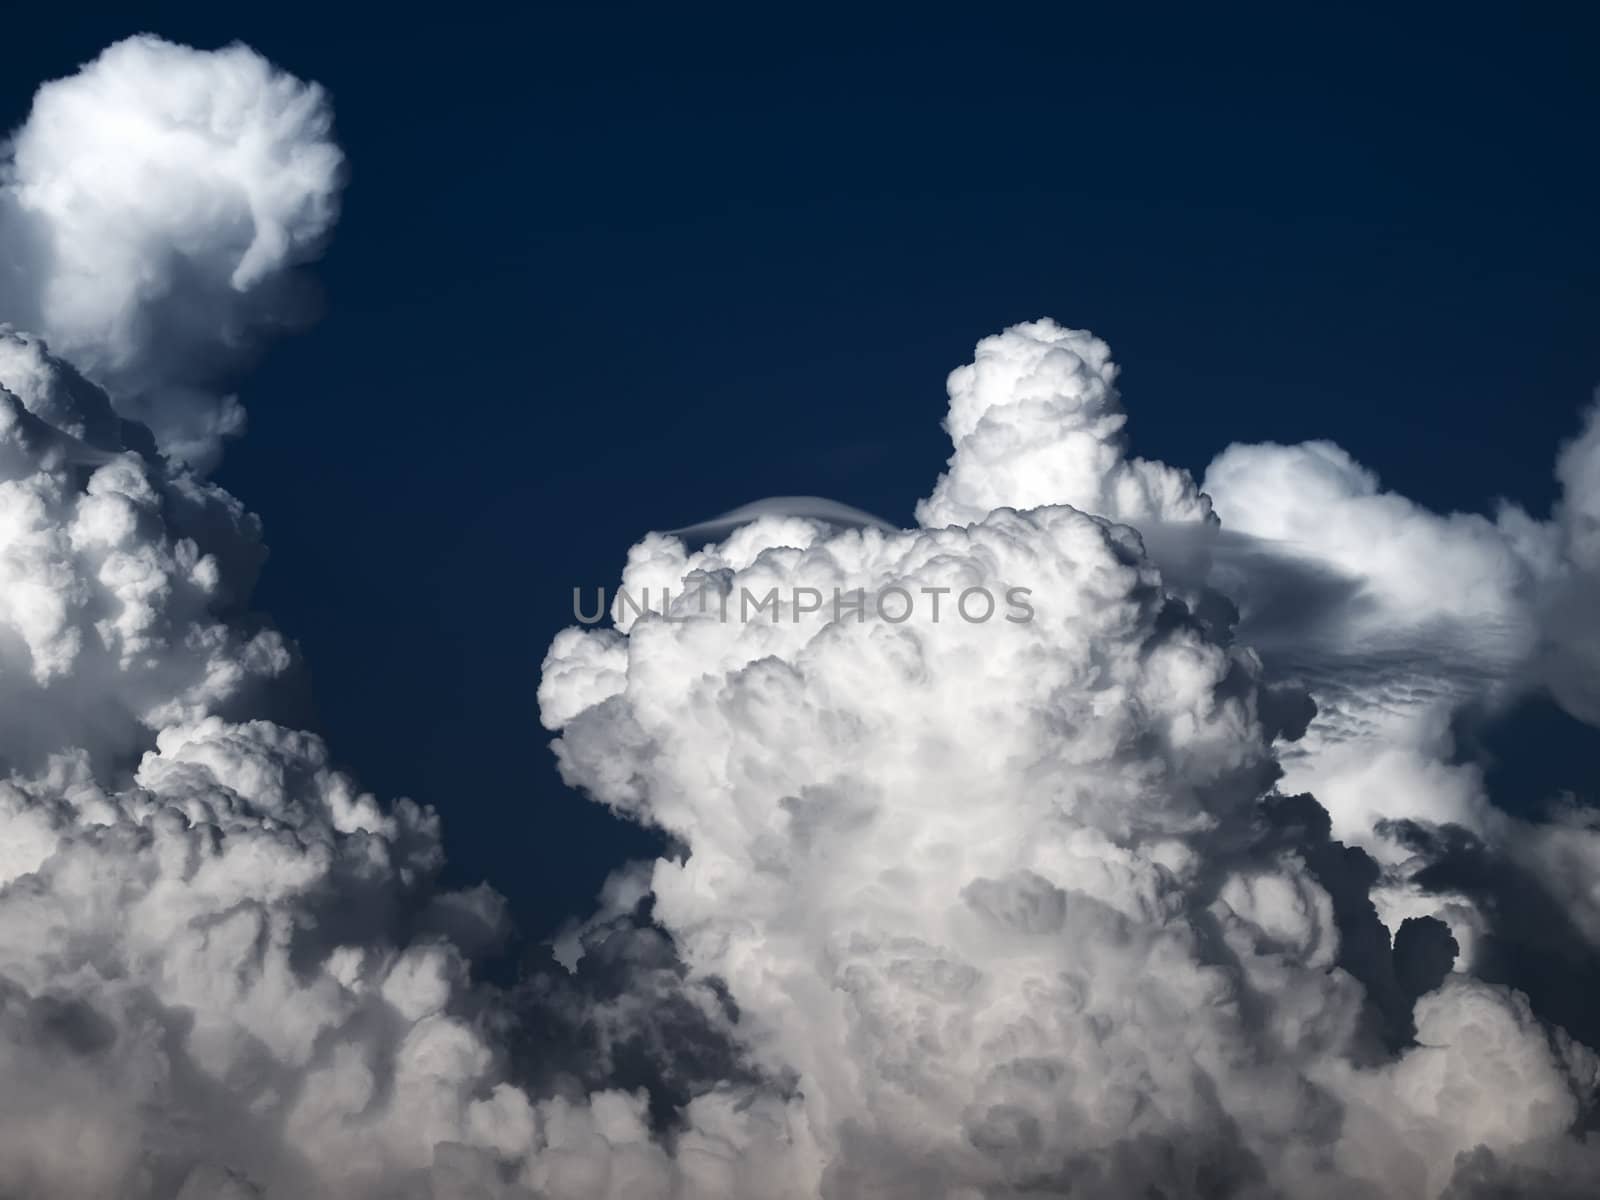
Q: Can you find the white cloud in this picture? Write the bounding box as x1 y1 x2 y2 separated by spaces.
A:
0 31 1596 1197
916 319 1215 530
0 328 285 774
543 319 1600 1197
0 345 814 1191
0 35 344 467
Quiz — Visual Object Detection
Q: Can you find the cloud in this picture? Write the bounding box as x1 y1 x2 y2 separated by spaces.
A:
0 41 822 1197
668 497 899 546
0 318 549 1196
0 327 285 775
543 319 1600 1196
916 320 1215 530
539 505 1596 1194
0 35 344 468
0 32 1597 1199
0 330 820 1198
1536 399 1600 726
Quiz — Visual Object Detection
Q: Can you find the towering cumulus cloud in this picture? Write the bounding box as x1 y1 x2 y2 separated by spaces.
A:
542 323 1600 1197
2 35 1598 1200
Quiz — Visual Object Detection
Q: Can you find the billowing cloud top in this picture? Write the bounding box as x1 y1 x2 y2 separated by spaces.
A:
917 320 1215 529
0 33 1598 1200
1 35 344 466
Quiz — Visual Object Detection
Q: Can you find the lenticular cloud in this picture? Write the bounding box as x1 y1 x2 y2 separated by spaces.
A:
1 36 1598 1200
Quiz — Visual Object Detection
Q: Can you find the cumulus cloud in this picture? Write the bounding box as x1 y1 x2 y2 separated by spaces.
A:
1536 400 1600 726
0 310 816 1200
0 319 538 1193
0 35 344 467
0 327 284 773
0 38 819 1199
1 32 1598 1200
542 320 1600 1197
916 320 1215 530
540 511 1598 1194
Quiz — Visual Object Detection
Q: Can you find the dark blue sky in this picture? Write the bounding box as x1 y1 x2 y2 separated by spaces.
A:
7 4 1598 934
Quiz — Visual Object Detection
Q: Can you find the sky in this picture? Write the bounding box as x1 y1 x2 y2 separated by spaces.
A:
0 9 1599 1197
6 4 1595 933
